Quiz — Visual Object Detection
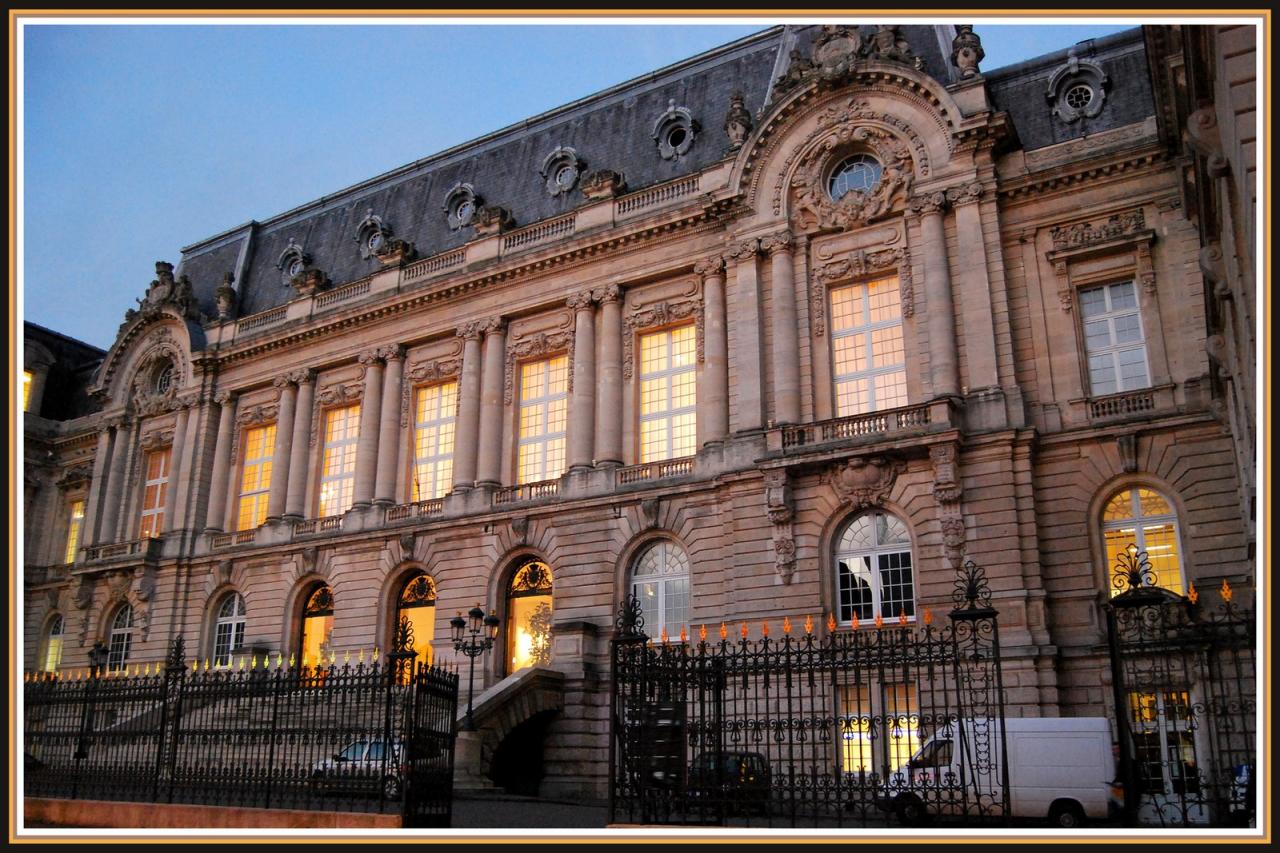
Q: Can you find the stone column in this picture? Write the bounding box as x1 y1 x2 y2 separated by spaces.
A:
285 371 315 520
162 403 190 532
171 397 203 532
728 238 766 432
475 319 507 487
266 376 298 521
911 192 960 398
98 416 133 543
566 291 597 472
204 392 237 532
593 286 623 467
695 256 729 447
353 350 385 508
763 231 801 425
375 346 405 504
453 323 484 490
947 182 999 390
84 423 115 545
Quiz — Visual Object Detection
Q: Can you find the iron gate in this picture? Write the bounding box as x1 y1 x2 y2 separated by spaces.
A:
394 620 461 828
610 561 1008 828
1105 545 1256 828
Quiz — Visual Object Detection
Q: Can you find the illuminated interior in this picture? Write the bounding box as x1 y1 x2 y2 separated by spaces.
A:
237 423 275 530
1103 487 1184 595
517 357 567 484
138 447 171 538
507 561 553 672
412 382 457 501
319 405 360 516
830 276 907 416
638 326 696 462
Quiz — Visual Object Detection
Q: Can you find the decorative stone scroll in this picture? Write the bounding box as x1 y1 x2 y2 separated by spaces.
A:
621 290 705 381
828 455 904 509
763 468 796 585
504 327 574 405
310 381 363 448
56 464 94 489
811 246 912 336
931 442 965 567
400 354 463 428
790 118 914 231
1046 208 1155 311
1050 209 1146 252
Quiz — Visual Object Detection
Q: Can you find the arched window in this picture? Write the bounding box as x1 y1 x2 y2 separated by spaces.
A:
630 541 690 640
107 604 133 672
396 573 437 667
213 593 246 667
298 585 334 668
1102 487 1185 595
834 511 915 624
41 614 65 672
506 560 553 674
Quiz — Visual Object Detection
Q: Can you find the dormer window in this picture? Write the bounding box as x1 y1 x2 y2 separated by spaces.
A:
540 147 585 197
276 238 310 284
1046 48 1109 124
443 183 480 230
354 209 393 259
652 100 697 161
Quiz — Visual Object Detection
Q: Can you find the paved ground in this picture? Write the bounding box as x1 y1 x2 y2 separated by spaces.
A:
453 793 609 828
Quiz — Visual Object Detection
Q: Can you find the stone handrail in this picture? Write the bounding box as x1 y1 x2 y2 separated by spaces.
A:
617 175 701 216
617 456 695 485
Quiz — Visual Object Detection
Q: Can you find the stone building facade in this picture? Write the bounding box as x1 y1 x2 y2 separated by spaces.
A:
22 24 1258 800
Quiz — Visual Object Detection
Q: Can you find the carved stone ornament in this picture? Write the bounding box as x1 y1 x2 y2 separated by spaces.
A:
72 576 95 611
941 516 966 566
1046 48 1108 123
276 238 311 285
310 382 362 447
236 402 279 427
120 261 204 332
472 204 515 237
693 256 725 279
863 25 925 70
56 464 94 488
1117 434 1138 474
723 92 753 149
930 443 962 504
400 356 463 427
374 237 416 267
640 498 660 531
773 536 797 585
580 169 626 201
592 283 622 304
139 428 175 450
540 146 585 197
214 560 234 587
773 24 875 98
811 246 910 335
622 295 704 380
504 329 573 405
130 565 157 640
354 209 394 260
399 532 416 556
290 267 330 297
510 516 530 544
763 468 793 525
829 456 905 509
951 25 984 79
1050 209 1146 251
215 272 238 321
945 182 984 207
790 112 915 231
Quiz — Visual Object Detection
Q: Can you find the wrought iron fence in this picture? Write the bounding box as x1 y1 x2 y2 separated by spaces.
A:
1105 545 1256 829
609 561 1008 828
23 628 459 825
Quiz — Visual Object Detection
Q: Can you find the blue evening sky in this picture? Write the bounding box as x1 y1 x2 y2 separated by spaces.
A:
20 19 1135 350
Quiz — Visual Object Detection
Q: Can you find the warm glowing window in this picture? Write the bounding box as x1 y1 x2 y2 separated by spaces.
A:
638 326 697 463
64 500 85 564
299 585 334 668
41 614 65 672
517 357 568 484
630 541 690 639
23 370 33 412
840 682 919 775
412 382 457 501
213 593 246 667
319 405 360 517
396 574 437 668
138 448 171 538
1103 487 1184 596
1080 281 1150 396
1128 690 1197 795
506 561 553 673
108 605 133 672
830 277 907 416
835 511 915 624
237 424 275 531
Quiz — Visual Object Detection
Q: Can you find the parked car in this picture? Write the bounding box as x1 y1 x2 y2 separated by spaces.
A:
687 751 771 815
310 739 405 800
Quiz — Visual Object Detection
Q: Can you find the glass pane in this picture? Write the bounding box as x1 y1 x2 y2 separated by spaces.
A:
829 285 860 332
1137 489 1172 517
835 378 869 417
301 614 333 667
508 593 553 671
878 552 915 618
1142 522 1183 594
1079 287 1107 317
1109 282 1137 309
1104 490 1134 522
874 371 907 409
839 516 875 551
838 557 874 623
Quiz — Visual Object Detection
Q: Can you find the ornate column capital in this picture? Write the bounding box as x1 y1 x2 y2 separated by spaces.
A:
213 390 237 407
592 283 622 304
566 290 596 312
271 374 295 389
760 231 795 257
375 344 406 362
908 191 950 217
287 368 317 386
693 255 726 279
480 317 507 337
945 182 985 207
457 321 485 341
727 238 760 262
357 348 385 366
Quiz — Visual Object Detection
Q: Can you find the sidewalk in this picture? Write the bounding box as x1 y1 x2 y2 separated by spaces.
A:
452 792 608 829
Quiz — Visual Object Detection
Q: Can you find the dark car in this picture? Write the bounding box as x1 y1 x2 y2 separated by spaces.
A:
309 739 405 800
687 751 771 815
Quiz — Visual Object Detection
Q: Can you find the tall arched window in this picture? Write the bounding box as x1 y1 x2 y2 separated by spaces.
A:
630 541 690 640
506 560 553 674
41 614 65 672
396 573 437 667
107 604 133 672
1102 487 1185 595
213 593 246 667
299 585 334 668
834 511 915 624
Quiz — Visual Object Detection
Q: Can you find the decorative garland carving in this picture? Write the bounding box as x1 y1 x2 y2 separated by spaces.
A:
621 290 705 380
810 246 911 336
504 329 574 405
236 402 279 427
400 356 463 428
310 382 363 448
56 464 94 489
828 455 905 509
1049 209 1146 251
930 442 963 504
763 468 797 586
790 114 915 231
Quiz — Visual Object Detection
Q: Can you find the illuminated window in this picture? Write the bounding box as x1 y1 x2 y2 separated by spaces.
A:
237 424 275 530
638 326 697 463
506 560 553 673
835 511 914 624
299 585 334 668
412 382 457 501
64 500 85 564
107 604 133 672
23 370 33 412
630 541 689 640
829 277 907 416
1128 690 1199 796
319 405 360 517
138 448 171 539
839 682 920 776
1103 487 1185 596
517 357 568 484
41 614 65 672
213 593 246 667
1080 281 1150 396
395 573 437 668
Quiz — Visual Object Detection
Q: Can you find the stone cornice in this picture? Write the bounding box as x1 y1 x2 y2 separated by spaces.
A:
997 147 1171 203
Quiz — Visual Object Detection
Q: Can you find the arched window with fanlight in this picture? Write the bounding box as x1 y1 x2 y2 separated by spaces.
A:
1102 487 1186 596
629 541 690 640
213 593 246 667
506 560 553 674
107 604 133 672
298 585 334 668
395 573 437 667
834 511 915 624
41 614 65 672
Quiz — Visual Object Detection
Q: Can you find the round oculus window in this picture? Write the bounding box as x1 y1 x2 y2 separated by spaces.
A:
455 199 475 223
287 257 305 278
1065 84 1094 110
665 125 688 150
366 231 384 252
154 364 173 395
554 163 577 190
828 154 883 201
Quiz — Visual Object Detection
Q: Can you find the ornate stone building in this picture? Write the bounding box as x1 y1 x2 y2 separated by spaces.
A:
22 23 1257 800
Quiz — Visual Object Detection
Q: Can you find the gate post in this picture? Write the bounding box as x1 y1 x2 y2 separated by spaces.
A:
153 636 187 803
609 593 648 825
387 616 417 812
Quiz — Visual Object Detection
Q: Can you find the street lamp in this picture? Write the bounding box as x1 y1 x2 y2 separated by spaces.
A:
450 604 500 731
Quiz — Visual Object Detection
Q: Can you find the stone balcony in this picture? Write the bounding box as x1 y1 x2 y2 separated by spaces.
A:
763 399 955 458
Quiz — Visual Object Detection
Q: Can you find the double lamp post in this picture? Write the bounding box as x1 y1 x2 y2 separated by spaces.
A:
450 604 500 731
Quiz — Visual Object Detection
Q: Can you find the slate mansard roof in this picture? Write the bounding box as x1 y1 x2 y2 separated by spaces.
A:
172 24 1153 324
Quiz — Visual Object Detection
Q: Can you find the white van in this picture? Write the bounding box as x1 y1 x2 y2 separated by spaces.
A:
880 717 1114 828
